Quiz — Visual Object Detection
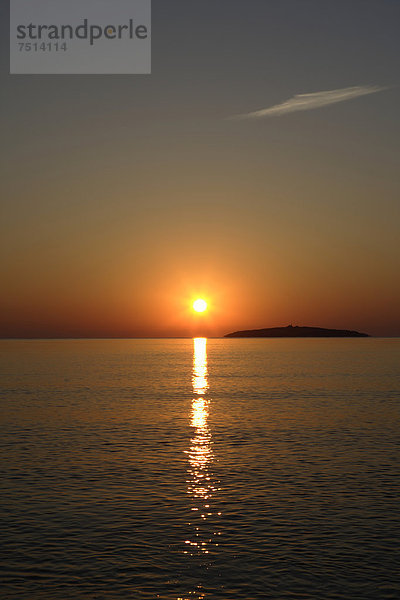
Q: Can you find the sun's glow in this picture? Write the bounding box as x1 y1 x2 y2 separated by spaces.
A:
193 298 208 313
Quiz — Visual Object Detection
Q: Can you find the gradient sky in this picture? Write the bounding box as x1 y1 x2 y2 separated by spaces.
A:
1 0 399 337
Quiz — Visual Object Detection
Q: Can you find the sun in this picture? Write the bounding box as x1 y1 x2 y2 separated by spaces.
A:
193 298 208 313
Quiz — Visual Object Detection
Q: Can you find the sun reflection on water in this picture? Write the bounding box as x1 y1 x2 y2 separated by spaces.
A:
183 338 221 567
192 337 208 396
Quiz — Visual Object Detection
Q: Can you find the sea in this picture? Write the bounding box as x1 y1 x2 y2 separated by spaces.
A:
1 338 399 600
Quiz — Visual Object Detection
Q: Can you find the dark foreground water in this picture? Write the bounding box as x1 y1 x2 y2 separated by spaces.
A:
1 338 399 599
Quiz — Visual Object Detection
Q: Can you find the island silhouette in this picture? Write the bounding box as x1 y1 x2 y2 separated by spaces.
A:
224 325 370 338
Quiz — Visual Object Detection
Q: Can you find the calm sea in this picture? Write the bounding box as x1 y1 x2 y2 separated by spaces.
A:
1 338 399 599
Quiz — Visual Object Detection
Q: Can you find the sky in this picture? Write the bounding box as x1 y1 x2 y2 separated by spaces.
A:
1 0 399 337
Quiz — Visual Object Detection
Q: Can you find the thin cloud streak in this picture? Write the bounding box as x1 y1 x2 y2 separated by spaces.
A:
233 85 388 119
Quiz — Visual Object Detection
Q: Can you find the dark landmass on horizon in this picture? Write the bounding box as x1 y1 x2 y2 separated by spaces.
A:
224 325 370 338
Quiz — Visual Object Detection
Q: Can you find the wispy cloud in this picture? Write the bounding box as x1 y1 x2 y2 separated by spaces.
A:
232 85 387 119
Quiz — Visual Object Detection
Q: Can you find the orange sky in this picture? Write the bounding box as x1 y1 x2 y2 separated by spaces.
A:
1 1 399 337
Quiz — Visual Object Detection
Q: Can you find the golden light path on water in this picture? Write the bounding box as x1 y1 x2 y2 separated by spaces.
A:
181 338 222 600
188 338 213 515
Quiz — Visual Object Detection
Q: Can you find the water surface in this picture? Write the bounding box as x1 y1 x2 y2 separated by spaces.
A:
1 338 399 599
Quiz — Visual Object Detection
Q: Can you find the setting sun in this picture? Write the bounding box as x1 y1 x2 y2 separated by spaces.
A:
193 298 208 313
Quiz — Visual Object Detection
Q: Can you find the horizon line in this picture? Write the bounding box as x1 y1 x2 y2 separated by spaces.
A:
3 335 400 340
